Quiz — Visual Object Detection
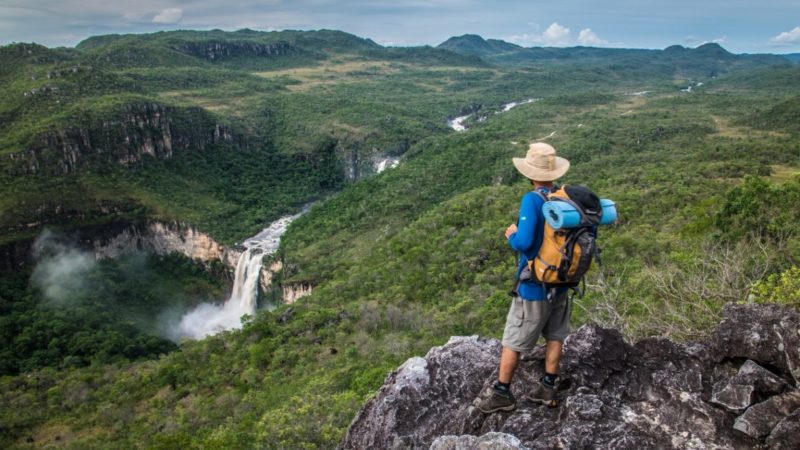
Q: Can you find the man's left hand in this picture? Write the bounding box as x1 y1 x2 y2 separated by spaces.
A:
505 223 517 239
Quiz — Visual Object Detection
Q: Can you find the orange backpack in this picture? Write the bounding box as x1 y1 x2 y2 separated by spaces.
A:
523 185 601 287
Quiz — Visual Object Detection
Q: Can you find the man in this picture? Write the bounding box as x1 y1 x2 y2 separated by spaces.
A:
474 142 572 413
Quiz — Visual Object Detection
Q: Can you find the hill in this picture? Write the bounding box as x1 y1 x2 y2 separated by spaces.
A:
436 35 789 77
75 29 380 69
437 34 522 57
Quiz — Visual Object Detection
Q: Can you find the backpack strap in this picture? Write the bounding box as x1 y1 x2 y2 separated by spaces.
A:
532 189 548 203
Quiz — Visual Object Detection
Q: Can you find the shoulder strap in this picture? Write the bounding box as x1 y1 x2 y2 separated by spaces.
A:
532 186 554 203
533 190 548 203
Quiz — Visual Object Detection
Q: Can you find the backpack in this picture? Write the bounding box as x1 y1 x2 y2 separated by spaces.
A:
522 185 602 289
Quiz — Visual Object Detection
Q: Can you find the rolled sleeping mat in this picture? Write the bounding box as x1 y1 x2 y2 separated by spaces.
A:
542 201 581 229
542 199 618 229
599 199 617 225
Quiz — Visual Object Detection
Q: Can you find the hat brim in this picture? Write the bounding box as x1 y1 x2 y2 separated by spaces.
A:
512 156 570 182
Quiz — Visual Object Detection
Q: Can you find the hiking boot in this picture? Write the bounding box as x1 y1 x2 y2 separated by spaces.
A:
527 378 558 405
472 385 516 413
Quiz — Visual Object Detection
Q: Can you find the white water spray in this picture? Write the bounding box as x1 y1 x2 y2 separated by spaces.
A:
500 98 541 112
173 211 304 340
448 114 471 131
375 157 400 173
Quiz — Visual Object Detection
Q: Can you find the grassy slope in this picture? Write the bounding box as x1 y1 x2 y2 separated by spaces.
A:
2 60 800 448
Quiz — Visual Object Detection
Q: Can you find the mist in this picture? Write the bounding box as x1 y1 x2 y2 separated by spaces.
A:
30 230 97 305
170 300 252 340
28 229 221 342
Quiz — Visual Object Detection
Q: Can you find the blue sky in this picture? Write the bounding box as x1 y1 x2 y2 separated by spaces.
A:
1 0 799 53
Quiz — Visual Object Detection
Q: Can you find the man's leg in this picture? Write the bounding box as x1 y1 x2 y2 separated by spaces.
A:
544 339 562 375
473 347 519 412
498 347 520 384
474 297 537 413
528 293 570 404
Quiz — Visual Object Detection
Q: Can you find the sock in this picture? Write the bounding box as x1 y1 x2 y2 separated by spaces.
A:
542 373 558 388
493 381 511 393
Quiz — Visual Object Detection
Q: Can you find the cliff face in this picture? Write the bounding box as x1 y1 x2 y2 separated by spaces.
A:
171 40 298 61
7 102 240 175
92 221 240 270
282 282 314 304
93 221 313 304
258 260 314 304
341 304 800 450
1 219 310 305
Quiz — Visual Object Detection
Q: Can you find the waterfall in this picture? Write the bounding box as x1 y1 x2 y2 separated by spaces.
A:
172 210 305 340
228 247 264 315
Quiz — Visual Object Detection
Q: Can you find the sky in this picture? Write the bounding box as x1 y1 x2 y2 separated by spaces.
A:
1 0 799 54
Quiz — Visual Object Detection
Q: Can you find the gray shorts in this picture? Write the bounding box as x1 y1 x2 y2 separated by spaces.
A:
501 291 572 353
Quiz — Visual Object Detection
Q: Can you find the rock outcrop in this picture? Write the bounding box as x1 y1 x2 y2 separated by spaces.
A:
7 102 240 175
282 282 314 304
341 304 799 449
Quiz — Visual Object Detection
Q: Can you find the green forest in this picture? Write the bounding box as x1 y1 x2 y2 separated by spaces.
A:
1 29 799 448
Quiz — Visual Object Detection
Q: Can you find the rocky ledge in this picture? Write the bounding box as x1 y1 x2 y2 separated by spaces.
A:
341 304 800 449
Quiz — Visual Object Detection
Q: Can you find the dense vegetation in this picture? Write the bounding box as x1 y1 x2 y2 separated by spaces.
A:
1 30 799 449
0 252 226 375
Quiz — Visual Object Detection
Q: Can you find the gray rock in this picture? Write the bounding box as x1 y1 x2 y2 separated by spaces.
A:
734 391 800 438
341 305 799 450
711 360 788 412
712 304 800 384
739 360 789 394
766 409 800 450
712 380 756 412
340 336 502 450
430 432 528 450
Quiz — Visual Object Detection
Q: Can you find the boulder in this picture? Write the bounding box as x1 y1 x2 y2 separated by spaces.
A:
733 391 800 438
765 409 800 450
711 304 800 384
431 432 528 450
339 336 502 450
711 360 788 412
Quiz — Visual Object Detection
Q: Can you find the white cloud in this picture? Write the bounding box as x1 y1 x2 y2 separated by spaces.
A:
508 22 610 47
578 28 608 46
769 26 800 46
152 7 183 24
542 22 571 45
507 22 573 47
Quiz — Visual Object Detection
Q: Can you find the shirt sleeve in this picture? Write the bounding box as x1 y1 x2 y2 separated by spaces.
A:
508 193 538 253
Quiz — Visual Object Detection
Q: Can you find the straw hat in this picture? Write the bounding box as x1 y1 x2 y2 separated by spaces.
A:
512 142 570 181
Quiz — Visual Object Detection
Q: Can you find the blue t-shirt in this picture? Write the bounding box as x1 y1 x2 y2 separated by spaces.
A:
507 187 556 301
